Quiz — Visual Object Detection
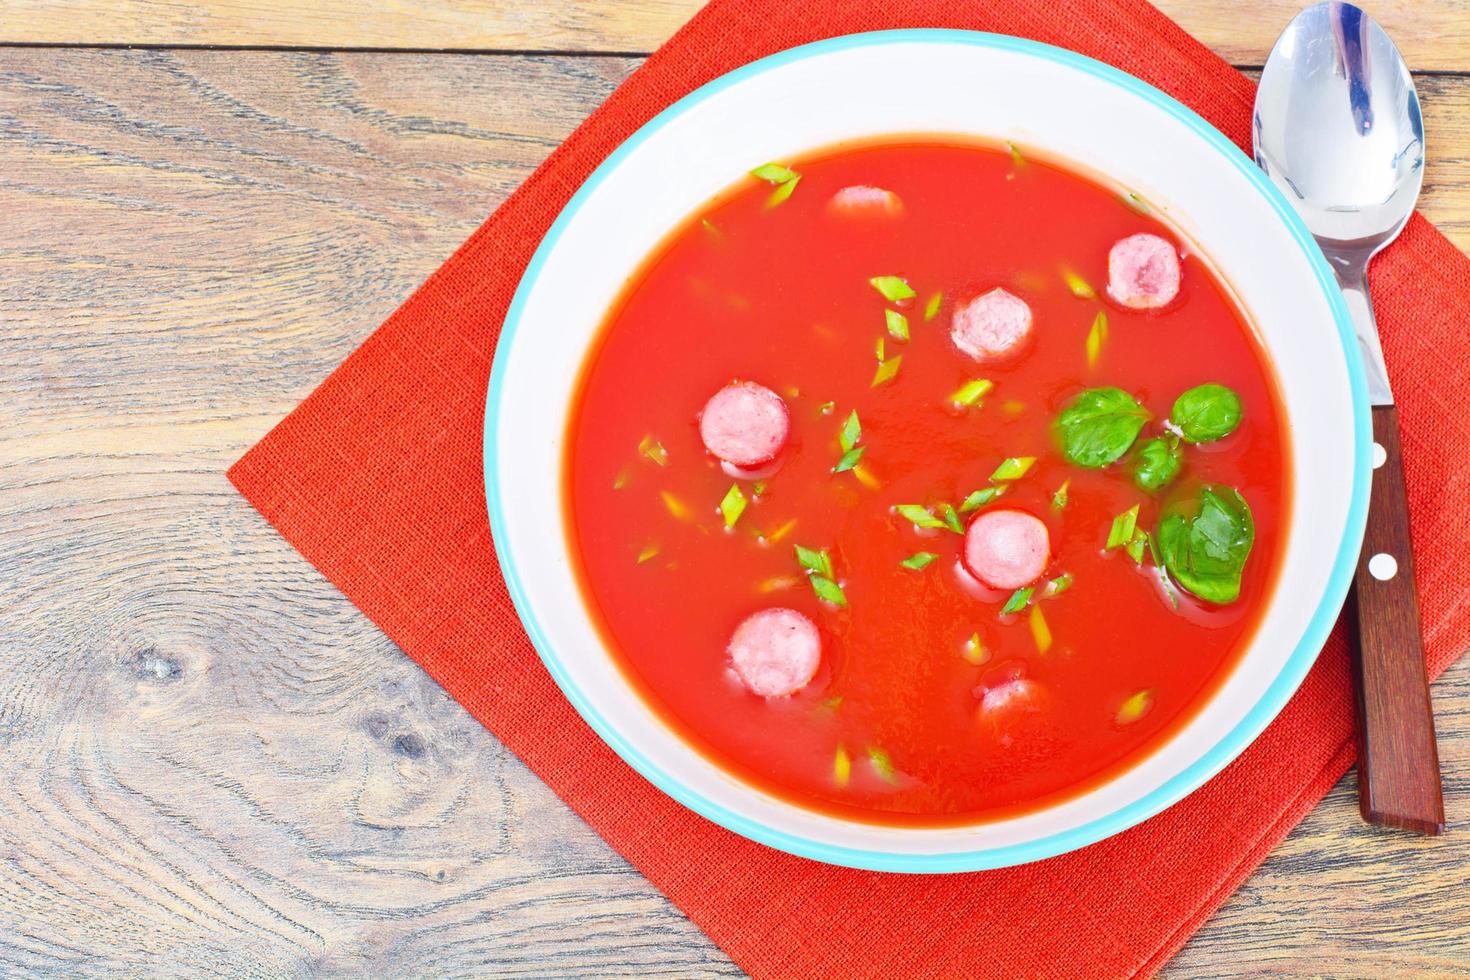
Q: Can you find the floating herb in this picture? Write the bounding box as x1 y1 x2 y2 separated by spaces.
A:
900 551 939 570
834 447 865 473
638 433 669 467
1051 479 1071 511
851 463 882 491
990 456 1036 482
875 336 886 361
1170 383 1243 444
719 484 747 528
1008 142 1027 169
833 745 851 786
839 410 861 452
612 467 631 490
870 275 916 303
924 292 944 321
1116 689 1155 724
1085 310 1108 370
1000 586 1034 615
700 217 722 238
1125 527 1149 565
1122 190 1152 214
963 632 988 665
885 309 910 343
941 504 964 535
636 543 660 564
1105 504 1140 550
750 163 797 183
1134 436 1182 491
867 747 898 784
761 518 798 544
1029 605 1053 654
959 485 1005 513
1055 386 1150 468
752 481 768 497
1043 571 1074 597
895 504 947 530
818 400 835 415
1157 485 1255 605
950 378 994 408
871 354 903 387
766 174 801 207
1062 267 1096 299
795 544 834 579
811 575 847 606
795 544 846 606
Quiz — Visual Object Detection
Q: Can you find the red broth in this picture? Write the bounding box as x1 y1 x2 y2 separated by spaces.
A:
564 139 1289 826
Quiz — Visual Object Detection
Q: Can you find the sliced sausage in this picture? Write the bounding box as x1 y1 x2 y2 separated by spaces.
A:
827 184 904 218
728 608 821 698
975 662 1044 717
951 287 1033 362
699 381 790 468
963 509 1050 591
1107 233 1181 310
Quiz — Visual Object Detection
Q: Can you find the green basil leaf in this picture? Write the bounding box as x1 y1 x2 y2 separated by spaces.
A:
1133 436 1182 490
1157 486 1255 605
1055 387 1150 468
1170 383 1242 444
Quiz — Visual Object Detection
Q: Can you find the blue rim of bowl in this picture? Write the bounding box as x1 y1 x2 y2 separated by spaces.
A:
483 29 1370 873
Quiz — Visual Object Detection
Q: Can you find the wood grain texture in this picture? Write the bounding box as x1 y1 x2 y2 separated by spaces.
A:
1352 405 1445 835
0 45 1467 977
5 1 1470 70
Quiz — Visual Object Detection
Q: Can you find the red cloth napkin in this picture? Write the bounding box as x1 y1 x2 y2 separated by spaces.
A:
229 0 1470 975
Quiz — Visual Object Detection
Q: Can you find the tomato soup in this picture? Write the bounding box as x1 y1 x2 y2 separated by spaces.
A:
565 139 1289 826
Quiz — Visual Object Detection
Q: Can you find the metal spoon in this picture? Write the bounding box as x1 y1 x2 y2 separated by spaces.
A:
1255 1 1444 834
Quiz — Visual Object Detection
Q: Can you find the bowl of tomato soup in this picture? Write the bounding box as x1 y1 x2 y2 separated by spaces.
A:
485 31 1369 871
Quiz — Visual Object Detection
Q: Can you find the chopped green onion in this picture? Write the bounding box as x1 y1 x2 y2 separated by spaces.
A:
959 485 1005 513
870 275 916 302
942 504 964 534
924 292 943 321
1062 267 1096 299
834 446 865 473
895 504 947 530
700 217 722 238
990 456 1036 482
871 355 903 387
818 400 836 415
834 745 851 786
660 490 692 521
867 747 898 784
874 336 886 361
794 544 834 579
839 410 861 453
900 551 939 570
612 467 630 490
885 308 910 342
949 377 994 407
762 518 798 544
752 481 768 497
1029 605 1053 654
638 434 669 467
811 575 847 607
719 484 747 528
1043 571 1074 597
1000 587 1034 615
766 175 800 207
1008 142 1027 169
1122 190 1152 215
750 162 797 183
962 632 988 665
757 575 798 593
1086 310 1108 370
1106 505 1140 550
636 543 660 564
1126 527 1149 564
1116 689 1155 724
1051 479 1071 511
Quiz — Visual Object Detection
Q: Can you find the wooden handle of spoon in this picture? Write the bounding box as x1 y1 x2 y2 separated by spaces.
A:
1350 404 1444 834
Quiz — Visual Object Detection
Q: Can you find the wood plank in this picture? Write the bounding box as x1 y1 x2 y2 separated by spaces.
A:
5 1 1470 71
0 49 1466 976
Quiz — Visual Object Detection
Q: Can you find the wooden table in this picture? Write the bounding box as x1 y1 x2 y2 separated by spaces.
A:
2 2 1466 974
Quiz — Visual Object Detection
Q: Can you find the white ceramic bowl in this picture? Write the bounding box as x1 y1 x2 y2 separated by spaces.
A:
484 30 1369 872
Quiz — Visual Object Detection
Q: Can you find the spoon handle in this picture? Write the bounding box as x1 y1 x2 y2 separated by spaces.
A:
1351 404 1444 834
